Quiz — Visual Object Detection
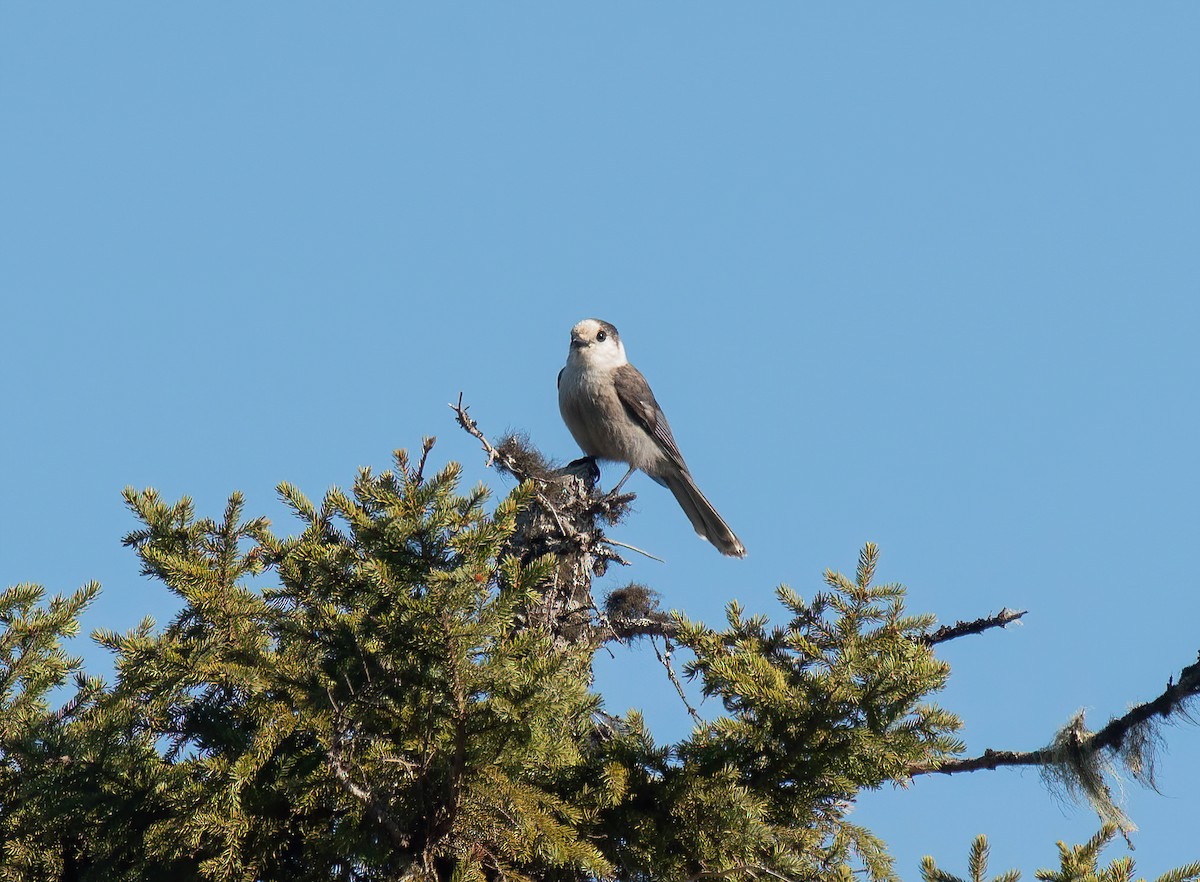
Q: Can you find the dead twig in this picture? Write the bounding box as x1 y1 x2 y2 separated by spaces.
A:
603 537 665 563
654 636 702 726
922 608 1027 646
451 393 503 470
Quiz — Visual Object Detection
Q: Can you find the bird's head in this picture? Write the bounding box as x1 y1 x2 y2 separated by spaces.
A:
568 318 628 369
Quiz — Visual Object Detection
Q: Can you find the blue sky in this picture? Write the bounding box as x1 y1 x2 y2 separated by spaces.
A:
3 4 1199 877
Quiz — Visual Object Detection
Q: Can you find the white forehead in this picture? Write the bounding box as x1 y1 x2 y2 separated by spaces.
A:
572 318 606 339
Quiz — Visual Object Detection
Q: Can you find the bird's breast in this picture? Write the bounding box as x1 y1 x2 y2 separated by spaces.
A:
558 361 661 470
558 362 608 456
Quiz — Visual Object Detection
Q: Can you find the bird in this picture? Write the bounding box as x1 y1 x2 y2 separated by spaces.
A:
557 318 746 558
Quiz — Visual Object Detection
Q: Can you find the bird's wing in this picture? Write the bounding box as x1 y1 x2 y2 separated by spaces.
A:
612 363 688 471
556 367 564 389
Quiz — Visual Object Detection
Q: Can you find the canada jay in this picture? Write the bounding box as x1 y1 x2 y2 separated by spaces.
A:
558 318 746 558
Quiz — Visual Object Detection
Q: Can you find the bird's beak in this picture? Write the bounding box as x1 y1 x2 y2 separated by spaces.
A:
570 333 585 349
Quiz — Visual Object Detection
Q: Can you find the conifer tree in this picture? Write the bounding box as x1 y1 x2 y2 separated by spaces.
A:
2 414 1199 881
921 827 1200 882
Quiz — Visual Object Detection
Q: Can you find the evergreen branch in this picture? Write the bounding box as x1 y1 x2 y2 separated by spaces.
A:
323 688 411 851
922 608 1027 646
910 652 1200 778
326 745 410 849
1156 861 1200 882
682 863 780 882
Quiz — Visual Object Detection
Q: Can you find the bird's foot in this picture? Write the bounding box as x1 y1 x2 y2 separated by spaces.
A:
564 456 601 489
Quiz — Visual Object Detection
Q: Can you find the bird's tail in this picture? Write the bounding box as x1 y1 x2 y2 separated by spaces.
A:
660 470 746 558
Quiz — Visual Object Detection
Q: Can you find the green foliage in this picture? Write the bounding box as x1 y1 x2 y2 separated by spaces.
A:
921 835 1020 882
633 542 964 881
0 445 1194 881
923 828 1200 882
2 451 607 880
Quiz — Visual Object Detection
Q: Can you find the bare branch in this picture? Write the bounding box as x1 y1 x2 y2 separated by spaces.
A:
922 608 1027 646
911 652 1200 778
911 746 1054 776
1089 653 1200 753
415 435 436 483
451 393 505 471
605 614 681 642
603 537 665 563
654 636 702 725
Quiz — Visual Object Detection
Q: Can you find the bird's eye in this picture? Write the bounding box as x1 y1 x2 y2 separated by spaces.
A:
596 331 607 342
